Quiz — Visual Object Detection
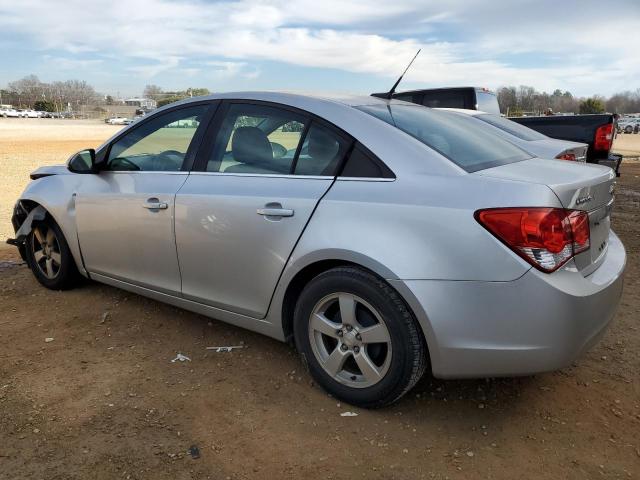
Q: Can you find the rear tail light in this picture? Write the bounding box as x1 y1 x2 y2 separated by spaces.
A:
475 207 590 272
594 123 613 152
555 152 576 161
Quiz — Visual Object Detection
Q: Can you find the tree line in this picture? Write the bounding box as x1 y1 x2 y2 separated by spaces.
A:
142 84 211 107
0 75 99 112
497 86 640 115
3 74 639 116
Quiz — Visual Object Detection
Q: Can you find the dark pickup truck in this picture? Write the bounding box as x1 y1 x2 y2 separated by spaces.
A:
386 87 621 173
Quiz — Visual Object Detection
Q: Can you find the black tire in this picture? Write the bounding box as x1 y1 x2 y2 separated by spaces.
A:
25 215 80 290
294 266 428 408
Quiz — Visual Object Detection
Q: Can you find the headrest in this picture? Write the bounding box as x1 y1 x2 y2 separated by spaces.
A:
231 126 273 166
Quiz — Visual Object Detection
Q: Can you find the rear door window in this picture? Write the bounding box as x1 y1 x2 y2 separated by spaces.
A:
357 104 532 172
206 104 308 174
206 103 351 176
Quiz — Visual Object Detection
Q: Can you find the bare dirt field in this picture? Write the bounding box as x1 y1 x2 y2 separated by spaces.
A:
0 119 639 479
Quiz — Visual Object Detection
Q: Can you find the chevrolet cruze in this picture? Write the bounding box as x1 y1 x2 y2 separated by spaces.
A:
9 92 625 407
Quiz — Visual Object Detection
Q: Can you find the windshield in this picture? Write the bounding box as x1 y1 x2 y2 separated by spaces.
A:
357 104 532 172
475 113 547 141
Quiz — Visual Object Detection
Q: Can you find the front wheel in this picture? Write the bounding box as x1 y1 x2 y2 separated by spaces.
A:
25 216 80 290
294 267 428 408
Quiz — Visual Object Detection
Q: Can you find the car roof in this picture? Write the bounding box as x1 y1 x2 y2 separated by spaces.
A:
171 91 413 110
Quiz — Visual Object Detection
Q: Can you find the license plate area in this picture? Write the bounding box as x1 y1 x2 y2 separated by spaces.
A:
573 200 612 275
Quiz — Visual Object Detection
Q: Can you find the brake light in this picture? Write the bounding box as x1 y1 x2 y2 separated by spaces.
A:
555 152 576 161
594 123 613 152
475 208 590 272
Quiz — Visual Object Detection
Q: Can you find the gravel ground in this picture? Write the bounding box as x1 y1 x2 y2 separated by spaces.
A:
0 119 639 480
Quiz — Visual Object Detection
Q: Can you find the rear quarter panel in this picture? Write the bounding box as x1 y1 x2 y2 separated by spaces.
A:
284 173 560 283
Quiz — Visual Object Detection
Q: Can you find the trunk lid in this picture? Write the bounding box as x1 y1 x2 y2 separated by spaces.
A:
477 158 615 275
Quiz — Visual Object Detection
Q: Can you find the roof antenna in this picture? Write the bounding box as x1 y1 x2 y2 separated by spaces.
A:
373 49 421 100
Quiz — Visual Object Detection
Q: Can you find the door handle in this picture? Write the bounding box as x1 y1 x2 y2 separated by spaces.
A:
257 203 294 218
143 198 168 210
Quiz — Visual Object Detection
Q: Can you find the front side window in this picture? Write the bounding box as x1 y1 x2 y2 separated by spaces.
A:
106 104 208 171
207 103 350 176
357 104 532 172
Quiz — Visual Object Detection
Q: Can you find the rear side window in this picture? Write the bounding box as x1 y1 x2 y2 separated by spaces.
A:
357 104 532 172
475 113 547 141
293 122 351 176
340 144 394 178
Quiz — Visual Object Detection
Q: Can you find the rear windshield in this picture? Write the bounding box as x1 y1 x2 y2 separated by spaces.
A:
357 104 532 172
475 113 547 141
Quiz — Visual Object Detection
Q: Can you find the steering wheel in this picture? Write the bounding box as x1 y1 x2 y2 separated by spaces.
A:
158 149 184 159
153 150 185 170
109 157 140 171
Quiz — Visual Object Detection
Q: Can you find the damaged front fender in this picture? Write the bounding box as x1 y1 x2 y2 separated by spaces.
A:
6 204 47 262
11 204 47 242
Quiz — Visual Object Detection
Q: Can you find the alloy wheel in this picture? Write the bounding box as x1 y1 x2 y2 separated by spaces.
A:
31 225 62 279
308 292 392 388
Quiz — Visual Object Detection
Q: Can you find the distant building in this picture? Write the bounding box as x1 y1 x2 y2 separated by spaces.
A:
124 97 157 110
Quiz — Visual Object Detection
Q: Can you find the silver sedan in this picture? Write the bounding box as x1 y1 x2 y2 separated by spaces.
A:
438 108 589 161
9 92 625 407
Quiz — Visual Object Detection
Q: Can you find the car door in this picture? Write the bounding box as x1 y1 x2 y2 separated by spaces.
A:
175 101 352 318
76 102 212 294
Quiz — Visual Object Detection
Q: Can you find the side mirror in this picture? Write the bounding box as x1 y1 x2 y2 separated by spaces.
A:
67 149 97 174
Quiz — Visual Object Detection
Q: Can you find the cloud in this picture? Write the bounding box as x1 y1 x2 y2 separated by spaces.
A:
202 61 260 80
42 55 103 70
0 0 638 95
127 56 181 78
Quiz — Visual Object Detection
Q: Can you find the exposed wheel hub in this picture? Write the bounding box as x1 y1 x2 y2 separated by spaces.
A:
341 328 360 349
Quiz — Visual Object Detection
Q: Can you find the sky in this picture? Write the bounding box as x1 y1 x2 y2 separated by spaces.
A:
0 0 639 98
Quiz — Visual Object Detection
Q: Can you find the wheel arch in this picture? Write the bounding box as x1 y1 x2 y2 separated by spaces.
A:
12 192 87 277
275 251 435 374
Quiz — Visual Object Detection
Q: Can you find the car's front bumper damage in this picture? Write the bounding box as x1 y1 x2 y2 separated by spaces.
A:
6 202 46 260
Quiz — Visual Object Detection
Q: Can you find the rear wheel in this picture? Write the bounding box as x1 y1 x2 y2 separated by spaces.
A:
294 267 428 408
25 216 80 290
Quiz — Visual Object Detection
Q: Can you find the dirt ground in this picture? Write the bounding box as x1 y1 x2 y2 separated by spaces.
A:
0 119 639 479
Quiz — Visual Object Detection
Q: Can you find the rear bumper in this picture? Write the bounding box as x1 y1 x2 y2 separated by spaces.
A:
392 230 626 378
